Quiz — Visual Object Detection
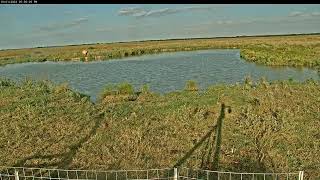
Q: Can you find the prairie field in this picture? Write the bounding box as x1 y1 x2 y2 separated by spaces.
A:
0 78 319 179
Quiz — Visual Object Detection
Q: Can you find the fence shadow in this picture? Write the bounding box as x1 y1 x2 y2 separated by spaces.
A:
173 125 217 168
174 103 232 171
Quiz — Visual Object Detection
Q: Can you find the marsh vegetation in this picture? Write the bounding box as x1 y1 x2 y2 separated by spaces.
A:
1 78 319 179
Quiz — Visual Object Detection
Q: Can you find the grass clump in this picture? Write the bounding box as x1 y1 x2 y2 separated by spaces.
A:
117 82 134 95
140 84 150 94
185 80 199 91
0 78 15 87
98 82 136 103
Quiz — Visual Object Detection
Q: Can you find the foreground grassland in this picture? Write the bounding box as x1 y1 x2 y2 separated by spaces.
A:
0 79 319 179
0 34 320 70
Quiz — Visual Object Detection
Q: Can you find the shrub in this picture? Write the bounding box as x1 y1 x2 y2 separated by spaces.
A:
117 82 134 95
140 84 150 94
98 84 117 101
185 80 199 91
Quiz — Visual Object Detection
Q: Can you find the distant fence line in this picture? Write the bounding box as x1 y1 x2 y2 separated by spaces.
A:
0 166 303 180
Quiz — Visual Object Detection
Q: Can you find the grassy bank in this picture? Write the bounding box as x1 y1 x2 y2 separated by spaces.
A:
0 34 320 70
0 78 319 179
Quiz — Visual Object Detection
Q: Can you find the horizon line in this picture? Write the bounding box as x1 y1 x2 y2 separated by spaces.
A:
1 32 319 51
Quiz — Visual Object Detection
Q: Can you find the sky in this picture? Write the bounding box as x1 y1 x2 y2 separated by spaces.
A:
0 4 320 50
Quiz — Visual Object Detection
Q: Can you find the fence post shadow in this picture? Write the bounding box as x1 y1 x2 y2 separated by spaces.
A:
173 124 217 168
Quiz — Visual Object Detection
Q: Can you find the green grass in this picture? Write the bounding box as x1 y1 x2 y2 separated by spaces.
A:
240 43 320 68
1 78 319 179
185 80 199 91
98 82 137 103
1 34 320 71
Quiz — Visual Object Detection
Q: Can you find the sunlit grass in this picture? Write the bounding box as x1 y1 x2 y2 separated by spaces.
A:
1 78 319 178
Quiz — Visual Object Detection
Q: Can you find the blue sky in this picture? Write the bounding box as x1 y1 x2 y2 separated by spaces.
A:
0 4 320 49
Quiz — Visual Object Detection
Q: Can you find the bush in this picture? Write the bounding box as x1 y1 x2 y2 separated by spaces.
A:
98 82 135 102
117 82 134 95
185 80 199 91
98 84 117 101
140 84 150 94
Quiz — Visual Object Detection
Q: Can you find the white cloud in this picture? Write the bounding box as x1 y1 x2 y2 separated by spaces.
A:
71 17 89 25
288 11 320 18
289 11 305 17
182 6 221 11
118 5 220 18
118 7 147 17
38 17 89 32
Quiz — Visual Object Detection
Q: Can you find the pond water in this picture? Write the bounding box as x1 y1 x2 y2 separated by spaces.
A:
0 49 319 101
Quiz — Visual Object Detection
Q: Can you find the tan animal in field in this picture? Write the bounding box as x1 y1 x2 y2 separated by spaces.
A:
82 50 88 62
82 50 88 56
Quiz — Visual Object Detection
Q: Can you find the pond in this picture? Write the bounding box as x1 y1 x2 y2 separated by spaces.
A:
0 49 319 101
